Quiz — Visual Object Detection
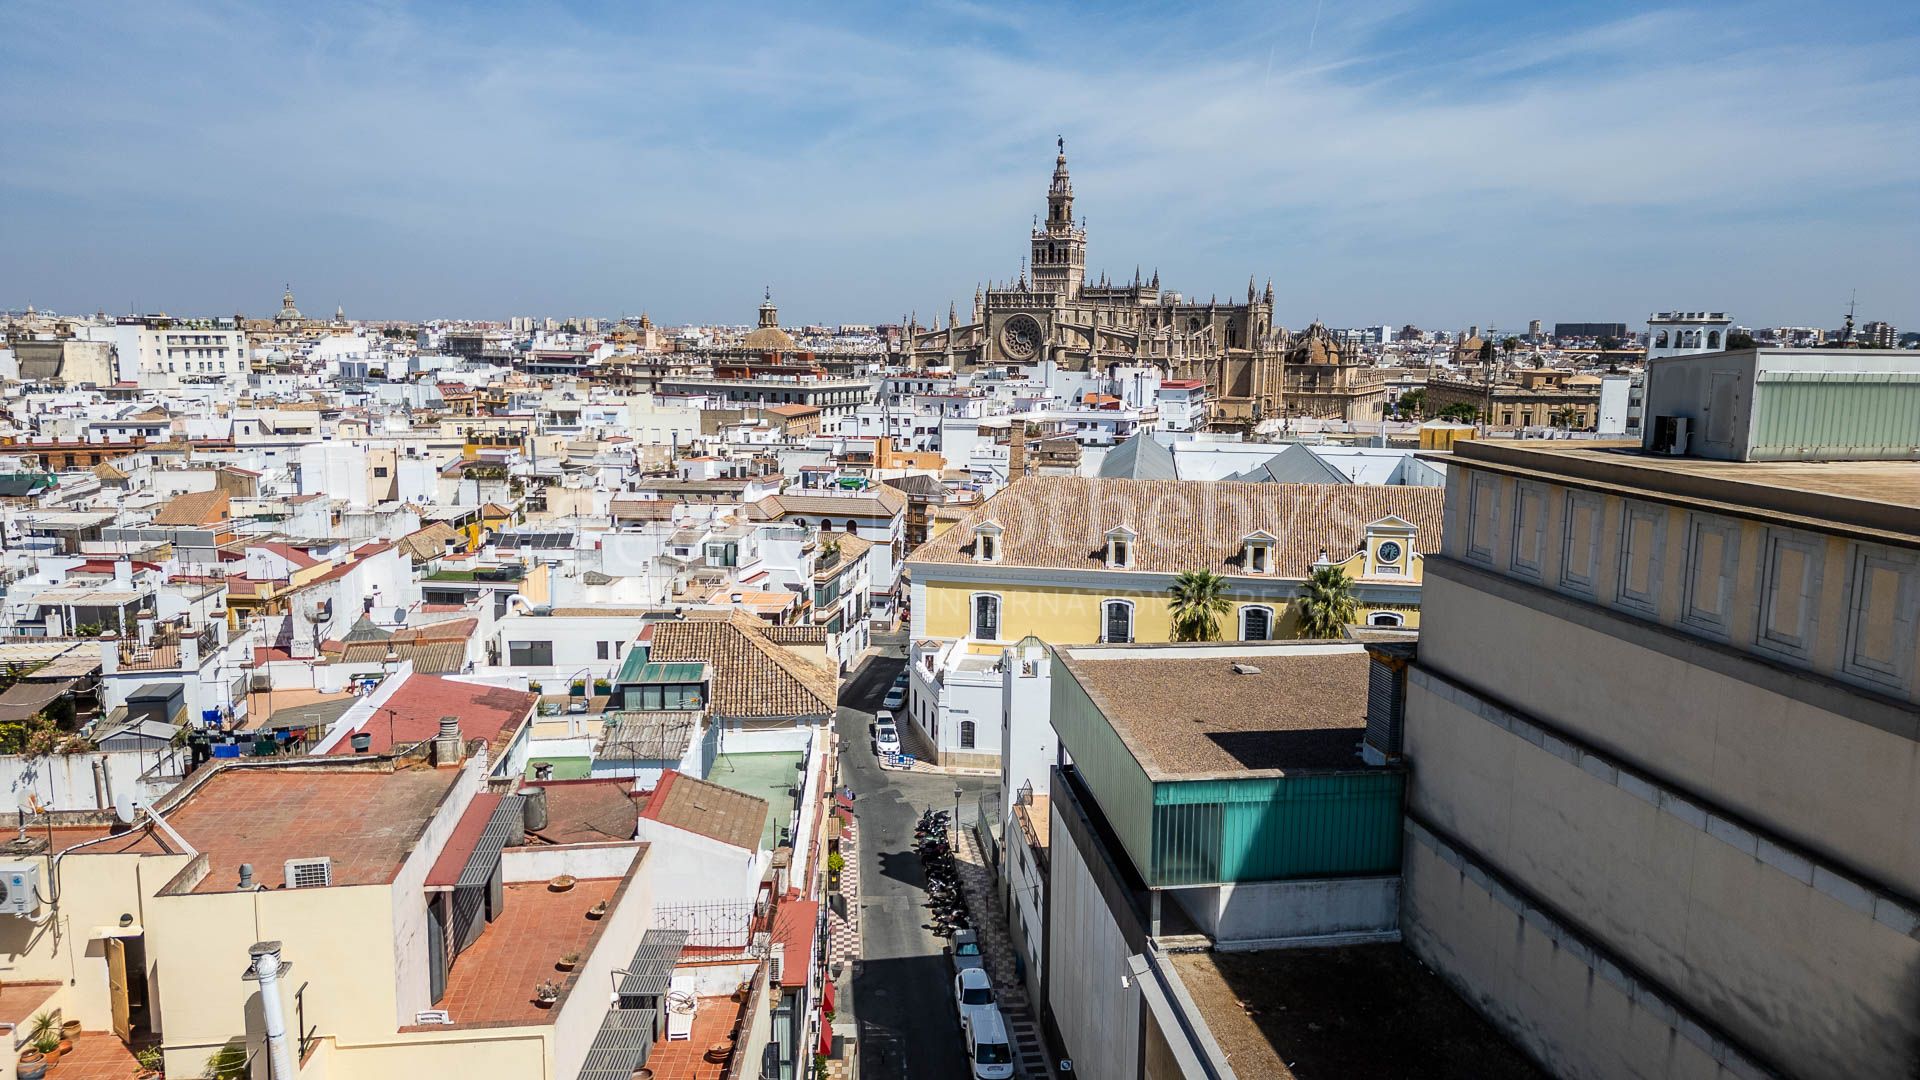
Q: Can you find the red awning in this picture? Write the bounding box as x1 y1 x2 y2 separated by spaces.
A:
819 999 833 1055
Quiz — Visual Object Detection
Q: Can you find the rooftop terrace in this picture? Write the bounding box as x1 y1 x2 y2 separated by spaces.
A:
432 877 623 1028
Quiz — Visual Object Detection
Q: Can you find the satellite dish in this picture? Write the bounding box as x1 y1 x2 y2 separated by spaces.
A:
393 608 407 624
112 790 137 824
15 788 35 814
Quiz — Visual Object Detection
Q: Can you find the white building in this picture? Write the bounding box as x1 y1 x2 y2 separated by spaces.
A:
1645 309 1732 359
78 319 248 389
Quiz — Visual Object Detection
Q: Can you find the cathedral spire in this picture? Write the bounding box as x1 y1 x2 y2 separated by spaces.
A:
1264 278 1274 304
1046 137 1074 233
1248 276 1256 303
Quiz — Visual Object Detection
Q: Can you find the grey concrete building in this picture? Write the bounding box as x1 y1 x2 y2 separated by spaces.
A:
1397 349 1920 1077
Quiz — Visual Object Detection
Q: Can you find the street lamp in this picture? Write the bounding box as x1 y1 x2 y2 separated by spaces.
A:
953 785 963 845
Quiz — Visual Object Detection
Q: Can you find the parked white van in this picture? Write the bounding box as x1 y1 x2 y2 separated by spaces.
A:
965 1006 1015 1079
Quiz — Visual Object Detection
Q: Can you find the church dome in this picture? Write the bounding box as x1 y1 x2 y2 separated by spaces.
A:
743 288 796 351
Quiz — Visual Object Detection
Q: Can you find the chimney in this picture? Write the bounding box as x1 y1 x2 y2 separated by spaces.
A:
432 716 463 766
238 863 256 890
521 786 549 833
247 942 297 1080
99 630 119 676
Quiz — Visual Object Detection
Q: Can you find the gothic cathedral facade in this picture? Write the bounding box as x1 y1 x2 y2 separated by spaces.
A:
901 141 1287 429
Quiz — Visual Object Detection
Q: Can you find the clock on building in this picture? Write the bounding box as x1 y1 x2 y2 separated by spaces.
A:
1377 540 1403 564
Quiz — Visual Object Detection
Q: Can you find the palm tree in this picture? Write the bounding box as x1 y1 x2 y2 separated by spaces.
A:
1167 569 1231 642
1295 565 1360 639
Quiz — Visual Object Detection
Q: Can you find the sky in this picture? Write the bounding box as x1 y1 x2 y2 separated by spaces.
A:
2 0 1916 333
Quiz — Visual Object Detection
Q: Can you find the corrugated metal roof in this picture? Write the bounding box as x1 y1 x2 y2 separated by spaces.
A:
616 928 690 999
455 795 525 889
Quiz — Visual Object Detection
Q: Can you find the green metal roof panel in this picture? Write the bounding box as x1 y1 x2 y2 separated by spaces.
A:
634 662 707 684
1751 371 1920 461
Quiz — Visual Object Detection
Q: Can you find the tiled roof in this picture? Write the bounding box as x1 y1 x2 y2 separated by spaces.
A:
153 490 230 526
883 473 947 498
746 487 906 522
641 770 769 852
648 611 836 719
770 899 819 987
257 541 322 569
326 674 534 757
526 779 642 845
426 792 503 886
758 625 828 648
337 639 469 674
909 476 1443 578
396 522 463 563
610 499 681 521
159 763 464 893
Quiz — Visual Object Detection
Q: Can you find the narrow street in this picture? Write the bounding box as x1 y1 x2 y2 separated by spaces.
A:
836 636 998 1080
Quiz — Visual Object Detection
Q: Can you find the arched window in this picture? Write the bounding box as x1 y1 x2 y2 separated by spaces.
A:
973 594 1001 640
794 518 807 530
845 520 858 533
1655 331 1669 347
1102 600 1134 643
1369 611 1405 628
959 720 976 749
1707 331 1720 349
1240 605 1274 641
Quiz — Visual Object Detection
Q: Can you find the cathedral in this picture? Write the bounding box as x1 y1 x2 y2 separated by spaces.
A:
902 141 1288 428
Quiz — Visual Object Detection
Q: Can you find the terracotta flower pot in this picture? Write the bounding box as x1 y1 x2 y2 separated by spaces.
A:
60 1020 81 1041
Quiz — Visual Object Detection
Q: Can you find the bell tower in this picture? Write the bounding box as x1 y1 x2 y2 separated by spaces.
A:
1031 138 1087 299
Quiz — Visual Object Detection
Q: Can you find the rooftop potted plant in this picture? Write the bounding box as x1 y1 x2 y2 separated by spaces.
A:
534 980 560 1006
558 951 581 972
134 1044 164 1078
587 898 609 919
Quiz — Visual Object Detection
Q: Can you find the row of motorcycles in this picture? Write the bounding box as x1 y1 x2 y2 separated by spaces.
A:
916 809 971 936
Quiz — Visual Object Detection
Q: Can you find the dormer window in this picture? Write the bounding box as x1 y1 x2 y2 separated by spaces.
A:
1104 526 1136 569
1242 530 1278 574
1363 515 1417 577
973 520 1004 563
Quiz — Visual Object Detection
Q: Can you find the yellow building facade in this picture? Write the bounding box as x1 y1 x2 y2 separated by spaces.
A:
907 477 1441 648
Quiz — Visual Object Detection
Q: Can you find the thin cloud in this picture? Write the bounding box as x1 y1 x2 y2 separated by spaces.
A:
0 0 1913 328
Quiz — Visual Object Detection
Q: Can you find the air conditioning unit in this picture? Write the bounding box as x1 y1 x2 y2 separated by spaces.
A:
285 857 333 889
0 862 42 915
1652 415 1691 456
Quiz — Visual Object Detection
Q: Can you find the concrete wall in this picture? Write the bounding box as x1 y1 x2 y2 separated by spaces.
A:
1421 565 1920 901
0 749 175 812
1405 671 1920 1076
1400 826 1755 1080
1169 876 1400 947
1047 798 1140 1080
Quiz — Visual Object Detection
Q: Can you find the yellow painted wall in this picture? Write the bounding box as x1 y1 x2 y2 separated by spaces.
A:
0 850 194 1033
145 879 400 1078
919 549 1421 644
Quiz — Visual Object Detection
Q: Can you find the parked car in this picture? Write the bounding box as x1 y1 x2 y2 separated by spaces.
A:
948 927 985 976
965 1006 1016 1080
882 684 907 711
954 967 997 1031
874 721 901 757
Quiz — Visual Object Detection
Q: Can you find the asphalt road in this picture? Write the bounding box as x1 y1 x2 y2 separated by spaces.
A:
837 641 999 1080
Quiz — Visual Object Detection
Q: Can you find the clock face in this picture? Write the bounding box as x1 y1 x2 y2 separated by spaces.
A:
1378 541 1403 564
1000 315 1044 361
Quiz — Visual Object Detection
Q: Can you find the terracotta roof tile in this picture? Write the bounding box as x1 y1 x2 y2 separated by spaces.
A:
639 770 768 851
153 490 231 527
648 612 836 720
909 476 1443 578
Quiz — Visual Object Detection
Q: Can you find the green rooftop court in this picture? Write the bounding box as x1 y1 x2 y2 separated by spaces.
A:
706 751 804 850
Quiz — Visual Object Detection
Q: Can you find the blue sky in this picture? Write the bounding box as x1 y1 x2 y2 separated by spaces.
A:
2 0 1915 331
